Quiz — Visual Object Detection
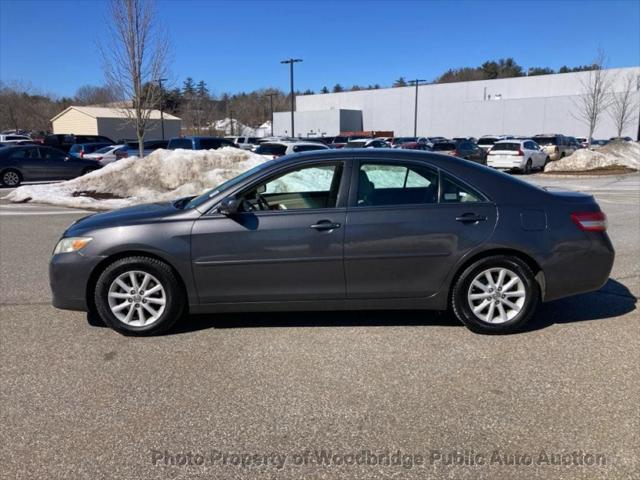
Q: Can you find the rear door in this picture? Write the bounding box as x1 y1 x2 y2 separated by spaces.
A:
344 159 497 298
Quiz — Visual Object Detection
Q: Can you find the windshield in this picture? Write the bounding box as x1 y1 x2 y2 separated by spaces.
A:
185 160 276 210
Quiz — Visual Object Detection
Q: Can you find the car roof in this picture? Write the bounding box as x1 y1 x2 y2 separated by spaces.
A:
494 139 528 144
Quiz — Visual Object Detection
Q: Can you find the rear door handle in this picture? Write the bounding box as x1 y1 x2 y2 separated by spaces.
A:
456 213 487 223
310 220 341 231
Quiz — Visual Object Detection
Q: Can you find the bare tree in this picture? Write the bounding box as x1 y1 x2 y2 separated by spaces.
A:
608 73 638 138
572 50 613 147
74 85 119 106
101 0 169 157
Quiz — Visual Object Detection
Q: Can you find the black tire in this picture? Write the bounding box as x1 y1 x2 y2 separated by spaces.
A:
94 256 185 335
1 169 22 187
523 159 532 174
451 255 540 334
543 157 550 169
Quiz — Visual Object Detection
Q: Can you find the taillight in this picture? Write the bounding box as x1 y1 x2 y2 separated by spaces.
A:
80 150 84 158
517 149 524 156
571 211 607 232
452 150 458 156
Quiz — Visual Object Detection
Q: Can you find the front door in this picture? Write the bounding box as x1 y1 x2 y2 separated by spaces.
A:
344 160 497 298
191 161 348 304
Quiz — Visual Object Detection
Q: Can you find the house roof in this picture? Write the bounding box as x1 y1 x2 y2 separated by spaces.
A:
51 106 181 122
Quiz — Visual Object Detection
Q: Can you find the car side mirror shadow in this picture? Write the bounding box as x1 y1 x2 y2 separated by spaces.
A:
218 196 240 215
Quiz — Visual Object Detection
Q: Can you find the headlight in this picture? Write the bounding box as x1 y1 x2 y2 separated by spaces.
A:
53 237 93 255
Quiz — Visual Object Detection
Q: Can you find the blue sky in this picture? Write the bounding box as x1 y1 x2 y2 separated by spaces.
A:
1 0 639 98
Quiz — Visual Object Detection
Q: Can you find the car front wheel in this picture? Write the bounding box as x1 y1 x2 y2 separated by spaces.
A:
451 255 540 334
94 256 185 335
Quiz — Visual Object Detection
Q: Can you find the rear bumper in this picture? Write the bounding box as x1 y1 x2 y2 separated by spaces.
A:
542 233 615 302
49 252 105 311
487 155 525 170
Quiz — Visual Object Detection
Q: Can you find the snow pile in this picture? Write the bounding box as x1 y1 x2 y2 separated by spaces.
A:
5 148 268 210
545 141 640 173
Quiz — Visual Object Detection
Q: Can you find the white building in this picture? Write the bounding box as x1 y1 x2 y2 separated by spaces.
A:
274 67 640 139
51 106 182 141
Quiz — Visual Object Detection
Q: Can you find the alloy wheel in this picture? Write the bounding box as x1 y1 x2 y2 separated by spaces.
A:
107 270 166 326
467 267 526 324
3 171 20 186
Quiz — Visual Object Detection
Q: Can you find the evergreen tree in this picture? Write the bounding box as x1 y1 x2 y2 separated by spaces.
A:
332 84 344 93
393 77 407 87
320 86 329 94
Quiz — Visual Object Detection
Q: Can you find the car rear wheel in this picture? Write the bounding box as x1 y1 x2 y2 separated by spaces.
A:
94 256 185 335
1 169 22 187
451 255 540 334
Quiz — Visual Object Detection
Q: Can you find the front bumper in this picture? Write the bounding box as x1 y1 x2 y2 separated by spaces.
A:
49 252 106 311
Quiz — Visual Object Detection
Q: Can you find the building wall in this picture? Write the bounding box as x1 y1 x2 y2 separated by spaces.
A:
273 109 362 136
51 109 98 135
295 67 640 139
97 118 182 141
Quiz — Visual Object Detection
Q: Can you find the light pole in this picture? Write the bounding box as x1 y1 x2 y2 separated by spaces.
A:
155 78 168 140
408 79 426 137
266 93 276 137
280 58 302 138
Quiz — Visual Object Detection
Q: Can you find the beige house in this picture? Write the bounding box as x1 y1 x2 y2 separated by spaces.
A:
51 106 181 141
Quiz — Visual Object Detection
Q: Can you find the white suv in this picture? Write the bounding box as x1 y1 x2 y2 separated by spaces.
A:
0 134 33 144
487 139 549 174
225 136 260 151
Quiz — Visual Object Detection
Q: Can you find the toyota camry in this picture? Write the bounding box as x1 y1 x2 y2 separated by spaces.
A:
50 149 614 335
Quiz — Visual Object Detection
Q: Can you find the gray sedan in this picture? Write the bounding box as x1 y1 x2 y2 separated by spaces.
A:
50 150 614 335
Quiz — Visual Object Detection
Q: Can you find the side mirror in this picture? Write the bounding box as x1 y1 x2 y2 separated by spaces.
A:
218 196 240 215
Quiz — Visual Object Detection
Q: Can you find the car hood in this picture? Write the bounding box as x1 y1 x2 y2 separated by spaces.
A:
65 202 192 235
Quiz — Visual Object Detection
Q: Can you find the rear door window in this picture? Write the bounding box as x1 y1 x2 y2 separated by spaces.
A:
168 138 193 149
440 173 485 203
357 162 439 206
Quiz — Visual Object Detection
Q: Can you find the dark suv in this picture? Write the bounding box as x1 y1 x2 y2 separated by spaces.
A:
167 136 238 150
43 134 115 153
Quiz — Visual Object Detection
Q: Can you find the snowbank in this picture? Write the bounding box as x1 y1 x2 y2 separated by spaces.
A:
544 141 640 173
5 148 268 210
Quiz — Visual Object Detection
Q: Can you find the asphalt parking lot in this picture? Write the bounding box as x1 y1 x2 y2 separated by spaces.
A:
0 173 638 480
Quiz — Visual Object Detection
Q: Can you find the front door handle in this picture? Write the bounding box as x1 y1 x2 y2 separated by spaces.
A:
310 220 341 231
456 213 487 223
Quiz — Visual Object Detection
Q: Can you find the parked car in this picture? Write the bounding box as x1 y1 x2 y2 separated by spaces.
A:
344 139 390 148
477 135 506 152
609 136 633 142
82 145 127 165
452 140 487 164
390 137 428 148
487 139 549 173
0 145 102 187
50 149 614 336
566 136 583 150
254 141 329 159
452 137 478 144
590 139 608 149
68 142 112 159
576 137 589 148
167 136 238 150
43 134 115 153
532 134 575 160
431 141 458 155
0 134 33 144
225 136 260 151
114 140 169 159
